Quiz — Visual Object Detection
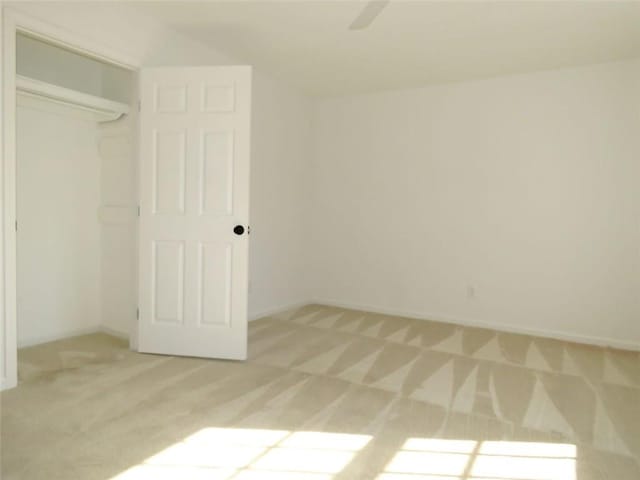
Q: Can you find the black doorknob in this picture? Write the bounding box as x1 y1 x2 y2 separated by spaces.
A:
233 225 245 236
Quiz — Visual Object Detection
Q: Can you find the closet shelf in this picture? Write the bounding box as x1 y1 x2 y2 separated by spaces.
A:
16 75 130 122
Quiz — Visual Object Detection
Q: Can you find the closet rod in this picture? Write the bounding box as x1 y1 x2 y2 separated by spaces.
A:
16 75 130 122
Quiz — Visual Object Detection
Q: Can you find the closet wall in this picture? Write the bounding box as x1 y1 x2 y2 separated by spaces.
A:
97 115 138 339
16 34 135 346
16 103 103 346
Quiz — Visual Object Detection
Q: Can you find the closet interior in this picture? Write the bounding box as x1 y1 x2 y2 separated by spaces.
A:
16 32 138 348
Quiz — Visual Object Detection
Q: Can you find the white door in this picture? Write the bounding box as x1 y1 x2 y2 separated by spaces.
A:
138 66 251 360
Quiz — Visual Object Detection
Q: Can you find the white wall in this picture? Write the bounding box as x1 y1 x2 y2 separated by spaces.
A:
16 102 102 346
311 59 640 348
249 71 313 318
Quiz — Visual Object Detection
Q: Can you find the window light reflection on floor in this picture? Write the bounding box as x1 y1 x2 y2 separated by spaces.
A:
379 438 577 480
110 428 577 480
110 428 372 480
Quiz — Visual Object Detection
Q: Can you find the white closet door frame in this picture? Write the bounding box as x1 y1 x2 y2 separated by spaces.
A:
0 9 139 390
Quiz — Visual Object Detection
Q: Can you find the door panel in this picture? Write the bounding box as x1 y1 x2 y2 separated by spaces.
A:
138 66 251 360
198 242 232 327
201 130 234 215
153 130 186 214
152 241 185 325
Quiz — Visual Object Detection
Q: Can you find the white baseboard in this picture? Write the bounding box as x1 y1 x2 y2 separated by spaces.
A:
249 300 312 322
98 325 130 340
17 301 638 352
312 298 640 352
0 376 18 391
18 325 131 349
17 326 103 348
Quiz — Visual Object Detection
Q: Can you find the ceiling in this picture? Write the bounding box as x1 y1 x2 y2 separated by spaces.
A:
132 1 640 96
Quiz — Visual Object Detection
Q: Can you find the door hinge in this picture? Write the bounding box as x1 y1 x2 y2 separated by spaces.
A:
136 307 139 320
137 206 140 217
15 220 17 232
138 100 141 112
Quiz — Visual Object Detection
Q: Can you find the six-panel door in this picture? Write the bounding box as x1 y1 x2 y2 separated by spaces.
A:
138 66 251 360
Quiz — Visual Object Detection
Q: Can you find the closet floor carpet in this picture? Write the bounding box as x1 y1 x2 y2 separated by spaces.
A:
2 304 639 480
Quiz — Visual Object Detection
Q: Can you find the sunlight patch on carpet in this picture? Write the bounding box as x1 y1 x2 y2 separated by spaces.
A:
110 428 371 479
379 438 577 480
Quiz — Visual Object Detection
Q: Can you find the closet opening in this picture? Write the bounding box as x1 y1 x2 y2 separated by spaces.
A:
14 31 139 371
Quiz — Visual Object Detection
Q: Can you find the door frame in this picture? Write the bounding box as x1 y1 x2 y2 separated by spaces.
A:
1 8 140 390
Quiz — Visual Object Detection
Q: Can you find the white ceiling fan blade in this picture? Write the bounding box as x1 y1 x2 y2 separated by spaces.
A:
349 0 390 30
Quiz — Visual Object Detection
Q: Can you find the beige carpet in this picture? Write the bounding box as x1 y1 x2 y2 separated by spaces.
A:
1 304 639 479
